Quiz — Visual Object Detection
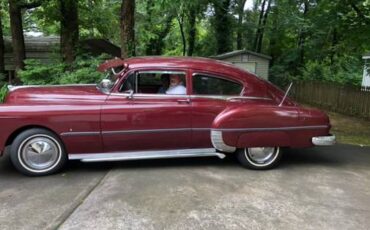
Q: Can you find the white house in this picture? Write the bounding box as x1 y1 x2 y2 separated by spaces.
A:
362 53 370 89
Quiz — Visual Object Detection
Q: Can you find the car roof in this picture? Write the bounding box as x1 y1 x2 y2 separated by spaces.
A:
124 56 255 83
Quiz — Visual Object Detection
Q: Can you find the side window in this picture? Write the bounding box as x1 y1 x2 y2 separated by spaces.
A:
192 74 243 96
119 72 135 92
120 71 187 95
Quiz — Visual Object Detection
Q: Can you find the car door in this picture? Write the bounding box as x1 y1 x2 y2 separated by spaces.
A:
190 71 244 148
101 69 192 152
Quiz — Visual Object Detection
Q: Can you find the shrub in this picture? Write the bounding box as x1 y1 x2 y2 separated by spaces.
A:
18 54 110 85
0 84 8 103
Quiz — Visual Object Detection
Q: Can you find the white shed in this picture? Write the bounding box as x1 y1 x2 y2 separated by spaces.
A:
212 50 272 80
362 53 370 89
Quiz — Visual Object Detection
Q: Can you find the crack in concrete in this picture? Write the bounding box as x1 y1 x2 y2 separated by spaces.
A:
47 169 112 230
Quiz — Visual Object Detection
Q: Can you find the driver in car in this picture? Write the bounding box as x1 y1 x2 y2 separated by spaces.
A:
166 75 186 95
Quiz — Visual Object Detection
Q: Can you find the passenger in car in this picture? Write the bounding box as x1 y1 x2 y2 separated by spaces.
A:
166 75 186 95
158 74 170 94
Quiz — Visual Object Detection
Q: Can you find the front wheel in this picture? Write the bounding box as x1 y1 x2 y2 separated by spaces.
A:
10 128 67 176
236 147 282 170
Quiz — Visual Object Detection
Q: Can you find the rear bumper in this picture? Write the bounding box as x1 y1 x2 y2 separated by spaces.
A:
312 135 336 146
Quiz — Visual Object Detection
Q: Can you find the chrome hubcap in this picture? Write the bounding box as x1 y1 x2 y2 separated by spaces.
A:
245 147 279 165
20 137 60 170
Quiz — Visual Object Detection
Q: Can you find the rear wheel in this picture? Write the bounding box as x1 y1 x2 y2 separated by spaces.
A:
10 128 67 176
236 147 282 170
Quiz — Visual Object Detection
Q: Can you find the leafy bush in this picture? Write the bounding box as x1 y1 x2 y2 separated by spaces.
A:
301 56 363 86
270 55 363 88
0 84 8 103
18 54 110 85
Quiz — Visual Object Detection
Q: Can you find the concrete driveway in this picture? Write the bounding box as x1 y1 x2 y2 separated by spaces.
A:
0 144 370 230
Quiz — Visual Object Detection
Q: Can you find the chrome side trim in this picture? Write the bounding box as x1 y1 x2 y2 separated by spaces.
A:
61 125 328 137
69 148 225 162
60 131 100 137
214 125 329 132
102 128 192 135
211 130 236 153
226 96 272 101
8 84 95 92
312 135 336 146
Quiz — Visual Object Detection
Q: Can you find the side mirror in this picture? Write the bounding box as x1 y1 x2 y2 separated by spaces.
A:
123 89 134 99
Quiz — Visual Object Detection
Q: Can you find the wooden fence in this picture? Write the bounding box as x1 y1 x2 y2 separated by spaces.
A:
290 81 370 120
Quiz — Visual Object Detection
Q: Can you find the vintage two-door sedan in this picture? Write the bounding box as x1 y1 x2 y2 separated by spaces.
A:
0 57 335 176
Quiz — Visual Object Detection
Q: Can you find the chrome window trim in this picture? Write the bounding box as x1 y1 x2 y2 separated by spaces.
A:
191 72 244 97
137 70 186 75
110 93 190 98
114 70 188 97
192 72 242 85
190 95 272 101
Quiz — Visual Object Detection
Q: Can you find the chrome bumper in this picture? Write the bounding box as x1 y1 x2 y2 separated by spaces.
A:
312 135 336 146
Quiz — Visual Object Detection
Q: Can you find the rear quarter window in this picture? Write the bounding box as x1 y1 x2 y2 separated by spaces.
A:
192 74 243 96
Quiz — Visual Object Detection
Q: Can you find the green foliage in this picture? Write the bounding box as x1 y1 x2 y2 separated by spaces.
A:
0 83 8 103
301 57 363 86
18 55 109 85
2 0 369 88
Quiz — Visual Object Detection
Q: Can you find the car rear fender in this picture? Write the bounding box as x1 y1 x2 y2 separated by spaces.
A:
211 105 299 150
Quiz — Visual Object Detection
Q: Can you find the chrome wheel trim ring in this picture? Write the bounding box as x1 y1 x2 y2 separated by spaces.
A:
244 147 280 167
18 134 62 173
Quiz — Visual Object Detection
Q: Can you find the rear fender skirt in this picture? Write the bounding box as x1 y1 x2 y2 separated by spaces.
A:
236 131 290 148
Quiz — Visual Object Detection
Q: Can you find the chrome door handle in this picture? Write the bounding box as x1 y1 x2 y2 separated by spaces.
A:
177 98 191 104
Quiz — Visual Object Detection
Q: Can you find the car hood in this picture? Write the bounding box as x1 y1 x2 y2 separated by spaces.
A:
5 84 108 105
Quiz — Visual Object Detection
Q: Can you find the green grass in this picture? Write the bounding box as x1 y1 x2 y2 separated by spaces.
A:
300 104 370 146
328 111 370 146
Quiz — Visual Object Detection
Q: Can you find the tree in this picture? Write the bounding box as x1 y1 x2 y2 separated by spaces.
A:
235 0 247 50
213 0 233 54
120 0 135 58
60 0 79 64
9 0 26 74
253 0 272 53
0 3 5 76
8 0 42 80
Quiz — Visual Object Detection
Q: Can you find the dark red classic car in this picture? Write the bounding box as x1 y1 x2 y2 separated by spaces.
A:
0 57 335 176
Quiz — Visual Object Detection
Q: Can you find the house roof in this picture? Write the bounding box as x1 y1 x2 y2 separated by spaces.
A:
363 53 370 59
4 36 120 56
212 49 272 60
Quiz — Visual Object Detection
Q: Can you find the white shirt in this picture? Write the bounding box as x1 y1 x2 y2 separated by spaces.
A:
166 85 186 95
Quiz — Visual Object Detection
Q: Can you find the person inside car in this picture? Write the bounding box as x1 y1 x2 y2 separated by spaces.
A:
158 74 170 94
166 75 186 95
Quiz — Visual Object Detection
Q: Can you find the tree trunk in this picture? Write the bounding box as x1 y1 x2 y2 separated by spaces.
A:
297 0 309 66
214 0 232 54
60 0 79 64
253 0 266 52
0 3 5 76
255 0 272 53
329 28 338 65
187 8 196 56
236 0 246 50
120 0 135 58
9 0 26 76
177 15 186 56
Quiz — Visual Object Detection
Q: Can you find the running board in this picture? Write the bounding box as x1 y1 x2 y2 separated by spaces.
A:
69 148 225 162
